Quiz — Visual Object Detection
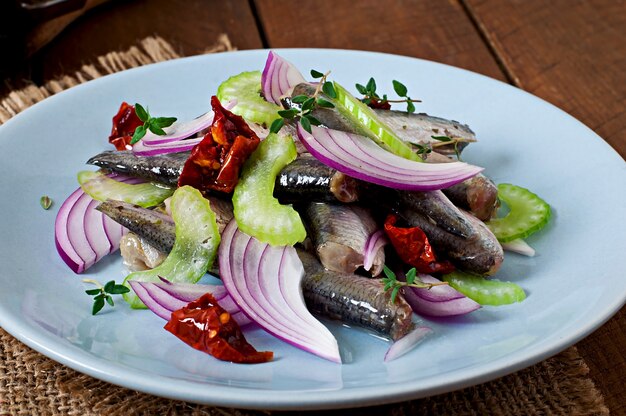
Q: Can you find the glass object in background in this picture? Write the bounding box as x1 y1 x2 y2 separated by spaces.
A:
0 0 109 78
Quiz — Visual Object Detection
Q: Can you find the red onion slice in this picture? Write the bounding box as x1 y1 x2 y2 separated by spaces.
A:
128 280 252 326
140 111 214 145
55 175 138 273
502 238 536 257
261 51 306 104
297 124 484 191
363 230 389 271
384 326 433 362
132 136 203 156
55 188 85 272
403 284 481 317
84 198 112 263
129 110 213 156
219 220 341 363
407 274 466 303
398 273 480 317
129 281 174 321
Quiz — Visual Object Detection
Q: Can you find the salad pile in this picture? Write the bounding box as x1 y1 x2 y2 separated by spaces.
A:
54 51 551 364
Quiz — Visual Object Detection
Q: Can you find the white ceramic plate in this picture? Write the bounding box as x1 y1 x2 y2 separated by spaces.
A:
0 49 624 410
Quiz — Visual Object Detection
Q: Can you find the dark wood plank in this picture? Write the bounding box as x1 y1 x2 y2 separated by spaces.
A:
35 0 263 81
254 0 505 81
463 1 626 412
576 311 626 415
464 0 626 156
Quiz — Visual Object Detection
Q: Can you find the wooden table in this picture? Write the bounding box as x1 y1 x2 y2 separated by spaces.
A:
9 0 626 413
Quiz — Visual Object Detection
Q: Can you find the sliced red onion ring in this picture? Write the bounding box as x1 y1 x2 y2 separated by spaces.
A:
384 326 433 362
501 238 536 257
55 175 138 273
297 124 483 191
400 274 480 317
128 280 251 326
132 136 203 156
363 230 389 271
140 111 214 145
408 274 466 303
261 51 306 105
219 220 341 363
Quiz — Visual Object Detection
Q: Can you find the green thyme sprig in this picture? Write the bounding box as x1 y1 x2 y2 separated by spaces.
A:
430 135 467 161
355 78 421 113
355 77 383 105
413 143 432 157
83 279 130 315
269 69 336 135
130 103 177 144
381 265 448 303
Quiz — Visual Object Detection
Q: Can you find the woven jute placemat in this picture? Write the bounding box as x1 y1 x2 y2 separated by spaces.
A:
0 36 610 416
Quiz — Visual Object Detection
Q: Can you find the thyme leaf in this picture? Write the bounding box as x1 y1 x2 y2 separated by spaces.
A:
381 266 448 303
83 279 130 315
129 104 177 145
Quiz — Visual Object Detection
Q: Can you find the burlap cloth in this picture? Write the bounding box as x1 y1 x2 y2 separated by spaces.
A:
0 36 610 416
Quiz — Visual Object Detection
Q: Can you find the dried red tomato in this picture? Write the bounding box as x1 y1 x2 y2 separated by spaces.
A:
366 97 391 110
164 293 273 364
178 96 260 194
109 102 144 150
384 214 455 274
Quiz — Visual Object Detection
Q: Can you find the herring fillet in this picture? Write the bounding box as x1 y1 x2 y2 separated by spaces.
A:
303 202 385 276
426 151 499 221
275 154 360 204
372 109 475 155
96 199 175 253
285 83 474 155
87 150 189 186
97 196 234 254
395 191 504 275
298 250 413 341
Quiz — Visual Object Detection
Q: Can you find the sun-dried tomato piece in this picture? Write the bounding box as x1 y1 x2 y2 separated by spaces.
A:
109 102 144 150
384 214 455 274
366 97 391 110
164 293 273 364
178 96 260 194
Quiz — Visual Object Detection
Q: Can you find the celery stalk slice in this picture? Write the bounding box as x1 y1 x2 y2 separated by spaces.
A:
443 271 526 306
233 133 306 246
217 71 281 127
332 82 423 161
78 171 174 208
486 183 551 243
123 186 221 308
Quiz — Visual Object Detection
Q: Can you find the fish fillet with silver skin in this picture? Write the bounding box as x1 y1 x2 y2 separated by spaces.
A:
393 191 504 275
87 151 188 187
97 196 233 272
302 202 384 276
426 152 499 221
87 150 359 204
284 83 473 155
298 249 413 341
274 154 360 204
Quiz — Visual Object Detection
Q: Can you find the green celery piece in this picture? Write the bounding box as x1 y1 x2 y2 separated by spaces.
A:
216 71 281 127
486 183 551 243
332 82 422 161
78 171 174 208
442 271 526 306
232 132 306 246
123 185 221 308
